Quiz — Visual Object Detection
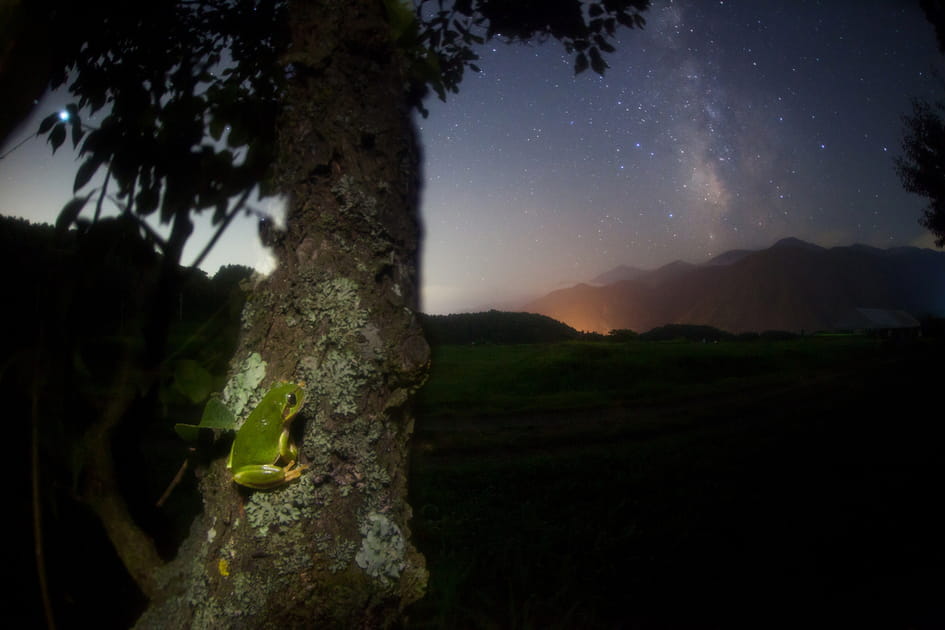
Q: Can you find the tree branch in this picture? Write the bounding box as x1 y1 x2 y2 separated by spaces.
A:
79 355 164 599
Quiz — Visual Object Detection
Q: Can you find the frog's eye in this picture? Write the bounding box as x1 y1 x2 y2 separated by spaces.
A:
287 392 297 407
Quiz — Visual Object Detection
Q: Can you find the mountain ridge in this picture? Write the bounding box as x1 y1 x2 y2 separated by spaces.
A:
522 238 945 333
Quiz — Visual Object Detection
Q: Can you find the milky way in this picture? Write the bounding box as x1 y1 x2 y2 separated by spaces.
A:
417 0 943 312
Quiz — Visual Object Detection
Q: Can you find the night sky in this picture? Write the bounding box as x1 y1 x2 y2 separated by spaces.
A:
1 0 943 314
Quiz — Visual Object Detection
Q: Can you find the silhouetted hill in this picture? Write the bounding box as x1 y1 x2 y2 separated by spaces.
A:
419 310 580 345
770 236 824 252
590 264 646 285
523 238 945 333
639 260 697 287
704 248 754 266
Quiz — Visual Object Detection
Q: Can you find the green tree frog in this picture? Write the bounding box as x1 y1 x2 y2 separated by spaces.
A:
227 382 308 490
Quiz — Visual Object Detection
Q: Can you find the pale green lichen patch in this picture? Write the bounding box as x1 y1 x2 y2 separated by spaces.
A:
222 352 267 422
245 494 301 538
310 349 368 417
315 533 358 573
306 276 366 337
355 513 406 585
244 474 319 537
332 174 378 219
296 275 381 418
229 571 267 617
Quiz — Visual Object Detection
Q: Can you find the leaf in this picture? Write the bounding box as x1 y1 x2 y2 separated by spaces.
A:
71 119 85 149
596 37 616 53
48 123 67 153
173 359 213 404
227 122 247 148
135 183 161 216
74 155 102 192
574 52 589 75
37 113 59 135
56 195 91 235
173 424 201 444
213 199 228 224
589 47 609 74
209 115 226 141
617 11 644 29
174 396 237 443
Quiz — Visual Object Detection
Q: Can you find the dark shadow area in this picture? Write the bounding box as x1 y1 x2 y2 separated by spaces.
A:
1 216 249 627
408 337 945 628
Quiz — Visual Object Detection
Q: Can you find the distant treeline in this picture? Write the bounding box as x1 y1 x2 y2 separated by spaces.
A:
419 310 582 345
0 214 253 365
418 310 807 346
635 324 799 343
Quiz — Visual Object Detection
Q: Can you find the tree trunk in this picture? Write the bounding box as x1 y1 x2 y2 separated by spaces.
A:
136 1 429 626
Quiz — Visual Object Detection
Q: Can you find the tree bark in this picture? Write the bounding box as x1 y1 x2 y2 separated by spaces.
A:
136 1 429 626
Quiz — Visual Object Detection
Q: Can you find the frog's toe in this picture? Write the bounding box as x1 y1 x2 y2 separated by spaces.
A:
284 461 309 483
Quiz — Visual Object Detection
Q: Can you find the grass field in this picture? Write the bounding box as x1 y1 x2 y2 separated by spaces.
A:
406 337 944 628
414 336 892 419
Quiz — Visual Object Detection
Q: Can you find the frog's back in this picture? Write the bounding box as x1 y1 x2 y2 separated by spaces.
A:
229 401 284 467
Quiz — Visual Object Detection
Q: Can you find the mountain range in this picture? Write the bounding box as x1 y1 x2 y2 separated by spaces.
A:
522 237 945 334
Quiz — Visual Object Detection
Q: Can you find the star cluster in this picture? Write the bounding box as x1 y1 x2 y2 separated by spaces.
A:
418 0 943 313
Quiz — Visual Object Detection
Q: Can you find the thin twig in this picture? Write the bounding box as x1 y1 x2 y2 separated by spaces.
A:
156 457 190 508
31 336 56 630
93 169 111 224
189 187 254 270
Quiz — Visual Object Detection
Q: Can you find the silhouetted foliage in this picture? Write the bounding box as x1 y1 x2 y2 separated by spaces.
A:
211 263 254 290
29 1 288 268
607 328 638 341
27 0 651 245
898 2 945 247
420 310 580 344
430 0 649 78
0 216 250 624
639 324 734 342
897 99 945 246
0 214 247 416
921 0 945 55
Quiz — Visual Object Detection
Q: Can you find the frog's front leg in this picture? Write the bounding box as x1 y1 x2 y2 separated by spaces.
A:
277 426 299 464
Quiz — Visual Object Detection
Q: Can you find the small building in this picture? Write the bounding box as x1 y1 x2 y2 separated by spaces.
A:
834 308 921 338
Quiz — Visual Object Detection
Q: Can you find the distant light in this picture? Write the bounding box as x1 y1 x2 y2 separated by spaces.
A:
58 110 70 122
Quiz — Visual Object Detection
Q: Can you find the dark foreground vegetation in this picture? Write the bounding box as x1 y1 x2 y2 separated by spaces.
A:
3 216 251 626
407 337 944 628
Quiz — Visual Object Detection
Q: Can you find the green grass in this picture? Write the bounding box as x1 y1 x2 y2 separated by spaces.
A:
407 337 945 628
415 336 889 419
